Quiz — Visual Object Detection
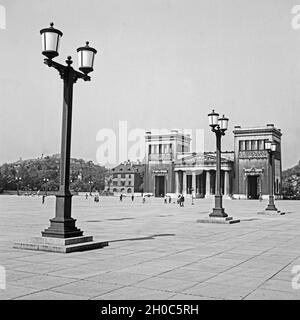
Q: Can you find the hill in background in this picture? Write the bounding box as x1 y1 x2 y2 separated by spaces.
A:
282 161 300 199
0 155 108 193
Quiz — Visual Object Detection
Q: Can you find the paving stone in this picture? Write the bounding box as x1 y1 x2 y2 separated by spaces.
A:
244 288 300 300
92 286 174 300
13 274 77 290
51 280 122 298
15 290 89 300
133 276 198 293
183 282 252 300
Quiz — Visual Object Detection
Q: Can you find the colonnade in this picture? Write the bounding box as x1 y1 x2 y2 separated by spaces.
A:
175 170 230 197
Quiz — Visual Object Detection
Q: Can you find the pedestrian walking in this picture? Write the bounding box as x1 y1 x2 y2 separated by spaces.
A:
42 194 45 204
177 194 181 206
120 194 123 202
131 194 134 202
180 194 185 207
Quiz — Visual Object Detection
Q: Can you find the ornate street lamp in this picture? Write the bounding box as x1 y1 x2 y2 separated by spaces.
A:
196 111 238 223
15 177 22 196
208 110 229 218
88 180 93 195
43 178 49 196
265 140 279 212
40 23 97 238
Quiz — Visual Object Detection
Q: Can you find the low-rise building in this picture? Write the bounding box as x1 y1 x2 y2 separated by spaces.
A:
105 160 144 194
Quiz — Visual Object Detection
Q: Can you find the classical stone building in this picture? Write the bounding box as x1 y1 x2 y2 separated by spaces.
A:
233 124 282 199
144 125 282 199
144 130 191 197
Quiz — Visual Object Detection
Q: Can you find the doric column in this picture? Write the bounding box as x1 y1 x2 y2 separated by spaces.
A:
224 171 230 195
192 171 196 197
182 171 187 195
206 171 211 195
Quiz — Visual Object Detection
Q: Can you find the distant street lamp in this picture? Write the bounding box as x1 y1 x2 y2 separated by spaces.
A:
208 110 228 217
191 187 194 205
265 140 279 212
15 177 22 196
40 23 97 238
43 178 49 196
88 180 93 195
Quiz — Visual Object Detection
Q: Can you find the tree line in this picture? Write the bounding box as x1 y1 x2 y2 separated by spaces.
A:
0 155 108 193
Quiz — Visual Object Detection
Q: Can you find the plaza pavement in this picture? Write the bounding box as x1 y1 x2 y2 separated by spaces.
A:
1 194 300 300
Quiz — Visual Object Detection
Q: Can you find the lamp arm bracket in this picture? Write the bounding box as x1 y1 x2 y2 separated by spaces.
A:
43 58 91 82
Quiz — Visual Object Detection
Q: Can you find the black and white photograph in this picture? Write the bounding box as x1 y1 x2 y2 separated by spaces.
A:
1 0 300 314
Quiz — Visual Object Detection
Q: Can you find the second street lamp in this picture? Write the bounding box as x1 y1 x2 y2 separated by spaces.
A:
197 109 240 224
208 110 228 218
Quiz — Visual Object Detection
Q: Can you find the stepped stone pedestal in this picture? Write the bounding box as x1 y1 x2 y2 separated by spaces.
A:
257 210 285 216
14 235 108 253
197 216 240 224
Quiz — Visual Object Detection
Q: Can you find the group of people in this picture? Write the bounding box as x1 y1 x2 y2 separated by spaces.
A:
85 193 100 202
177 194 185 207
163 194 185 206
120 194 135 202
62 192 188 206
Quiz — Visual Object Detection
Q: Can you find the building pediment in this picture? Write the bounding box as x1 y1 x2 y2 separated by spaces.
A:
175 152 233 167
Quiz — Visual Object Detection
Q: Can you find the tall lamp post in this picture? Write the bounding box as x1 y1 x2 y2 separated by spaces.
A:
40 23 97 238
197 109 240 224
88 180 93 195
14 23 108 252
15 177 22 196
43 178 49 196
265 140 280 213
191 187 194 205
208 110 229 217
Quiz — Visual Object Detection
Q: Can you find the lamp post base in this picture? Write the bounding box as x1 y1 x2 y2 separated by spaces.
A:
42 217 83 238
265 204 278 211
41 193 83 238
209 207 228 218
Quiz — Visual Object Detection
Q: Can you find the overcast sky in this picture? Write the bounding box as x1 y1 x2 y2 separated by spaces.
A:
0 0 299 169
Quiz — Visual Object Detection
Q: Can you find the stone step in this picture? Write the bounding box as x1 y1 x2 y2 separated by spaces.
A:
197 216 240 224
13 236 108 253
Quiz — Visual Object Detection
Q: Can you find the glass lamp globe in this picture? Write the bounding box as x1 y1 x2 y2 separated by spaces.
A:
77 41 97 75
40 23 63 59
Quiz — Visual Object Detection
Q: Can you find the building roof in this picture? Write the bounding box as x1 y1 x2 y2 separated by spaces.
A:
111 161 144 174
145 129 191 142
233 124 282 138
